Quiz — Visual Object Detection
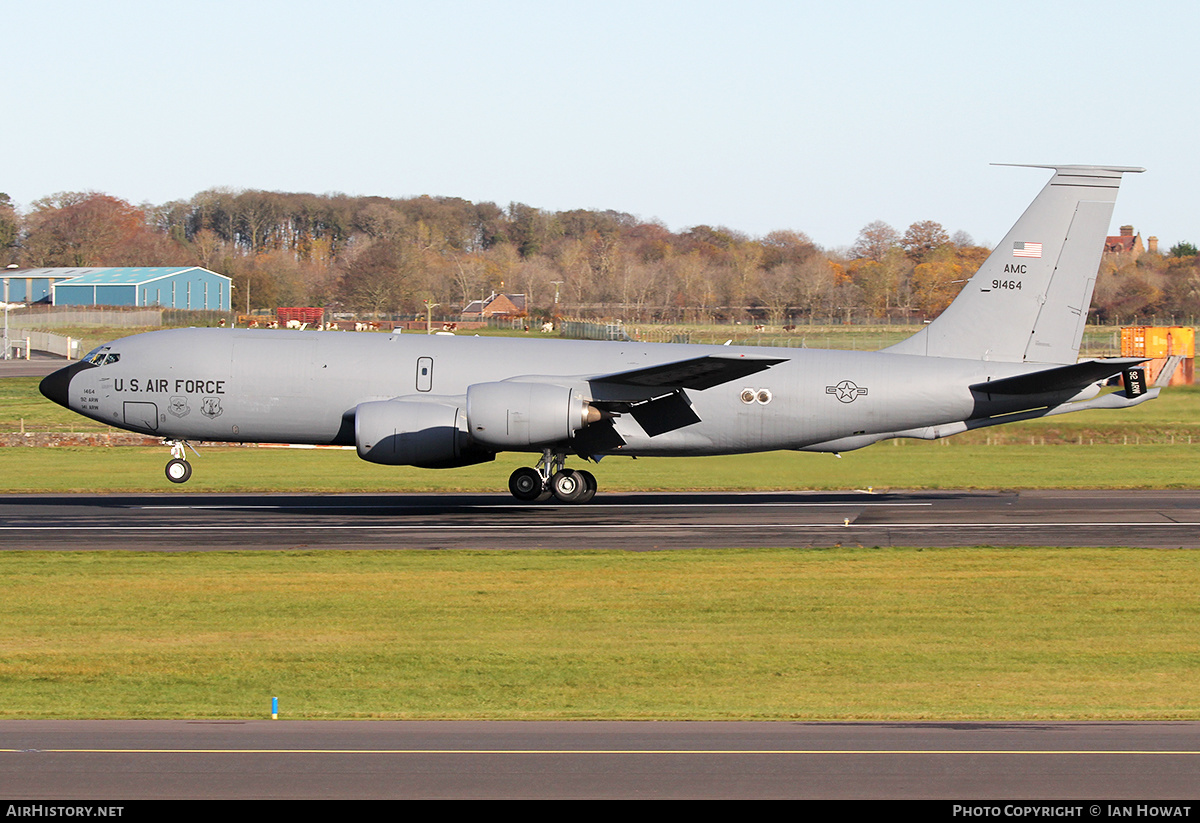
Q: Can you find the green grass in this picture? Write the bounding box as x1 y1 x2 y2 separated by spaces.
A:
0 377 112 433
1 548 1196 720
623 322 1129 358
956 384 1200 444
1 442 1198 493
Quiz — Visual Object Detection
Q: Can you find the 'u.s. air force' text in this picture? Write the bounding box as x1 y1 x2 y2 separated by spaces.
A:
112 379 225 394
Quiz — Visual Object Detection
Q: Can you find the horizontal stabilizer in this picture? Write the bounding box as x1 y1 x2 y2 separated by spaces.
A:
591 354 786 391
970 358 1145 396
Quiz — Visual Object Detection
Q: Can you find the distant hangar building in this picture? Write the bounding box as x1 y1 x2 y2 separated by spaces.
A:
4 267 232 310
2 268 79 303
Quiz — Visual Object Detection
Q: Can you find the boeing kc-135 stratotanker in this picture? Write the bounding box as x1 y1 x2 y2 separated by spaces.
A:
40 165 1165 503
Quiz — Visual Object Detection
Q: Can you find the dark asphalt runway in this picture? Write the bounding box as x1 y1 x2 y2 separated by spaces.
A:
1 489 1198 550
0 355 68 379
2 719 1199 799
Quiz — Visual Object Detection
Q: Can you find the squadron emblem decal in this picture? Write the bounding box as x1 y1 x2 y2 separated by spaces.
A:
201 396 223 419
826 380 868 403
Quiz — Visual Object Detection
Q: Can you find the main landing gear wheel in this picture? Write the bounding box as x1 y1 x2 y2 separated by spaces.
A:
550 469 585 503
165 458 192 484
576 470 597 504
509 449 600 504
509 467 546 502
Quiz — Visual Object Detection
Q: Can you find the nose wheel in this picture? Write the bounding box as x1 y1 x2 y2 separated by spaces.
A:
165 458 192 484
163 440 197 484
509 450 598 503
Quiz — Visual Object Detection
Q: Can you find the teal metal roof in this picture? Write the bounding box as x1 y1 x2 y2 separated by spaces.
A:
54 267 231 286
2 267 107 280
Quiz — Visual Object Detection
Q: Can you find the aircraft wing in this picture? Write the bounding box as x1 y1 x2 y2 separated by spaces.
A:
589 354 787 391
970 358 1146 396
568 353 787 445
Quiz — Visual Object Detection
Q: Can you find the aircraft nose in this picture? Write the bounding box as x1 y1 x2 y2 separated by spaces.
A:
39 361 89 409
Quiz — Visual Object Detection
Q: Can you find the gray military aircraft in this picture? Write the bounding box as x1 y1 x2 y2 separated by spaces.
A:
40 164 1160 503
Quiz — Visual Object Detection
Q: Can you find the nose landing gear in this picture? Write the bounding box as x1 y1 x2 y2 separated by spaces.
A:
163 440 198 484
509 449 597 503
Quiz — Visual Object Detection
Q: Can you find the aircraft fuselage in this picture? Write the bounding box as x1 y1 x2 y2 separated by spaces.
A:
51 327 1069 457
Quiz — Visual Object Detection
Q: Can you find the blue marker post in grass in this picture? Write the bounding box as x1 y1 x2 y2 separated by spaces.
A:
271 697 278 720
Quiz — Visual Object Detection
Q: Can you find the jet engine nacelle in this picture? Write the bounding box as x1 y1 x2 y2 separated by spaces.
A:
355 399 493 468
465 381 596 448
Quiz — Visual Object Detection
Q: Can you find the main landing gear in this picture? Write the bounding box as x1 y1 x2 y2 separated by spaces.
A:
509 449 597 504
163 440 197 484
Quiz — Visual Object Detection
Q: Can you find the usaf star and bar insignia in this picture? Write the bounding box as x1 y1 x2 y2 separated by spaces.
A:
826 380 868 403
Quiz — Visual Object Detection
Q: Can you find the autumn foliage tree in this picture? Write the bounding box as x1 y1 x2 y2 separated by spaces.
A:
0 194 17 265
902 220 950 262
21 192 164 267
17 184 1183 325
849 220 900 263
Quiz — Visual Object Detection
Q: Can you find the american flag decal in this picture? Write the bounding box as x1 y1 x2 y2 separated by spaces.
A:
1013 241 1042 258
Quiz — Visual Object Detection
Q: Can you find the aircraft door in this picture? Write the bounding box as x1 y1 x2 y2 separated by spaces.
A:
123 401 159 432
416 357 433 392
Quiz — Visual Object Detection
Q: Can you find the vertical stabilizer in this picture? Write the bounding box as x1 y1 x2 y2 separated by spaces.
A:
885 164 1143 364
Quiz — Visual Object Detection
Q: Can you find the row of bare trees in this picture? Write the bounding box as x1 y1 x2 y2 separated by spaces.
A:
1 188 1196 323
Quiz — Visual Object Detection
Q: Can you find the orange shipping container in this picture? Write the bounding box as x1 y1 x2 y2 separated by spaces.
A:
1120 326 1195 358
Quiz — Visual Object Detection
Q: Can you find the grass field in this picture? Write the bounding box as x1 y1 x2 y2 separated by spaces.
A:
2 548 1198 720
619 322 1132 358
2 442 1199 494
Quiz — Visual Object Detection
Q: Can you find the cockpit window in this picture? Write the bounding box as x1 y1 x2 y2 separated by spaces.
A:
82 347 105 365
82 347 119 366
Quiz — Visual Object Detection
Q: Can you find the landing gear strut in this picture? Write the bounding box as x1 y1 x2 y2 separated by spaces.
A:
163 440 196 484
509 449 597 504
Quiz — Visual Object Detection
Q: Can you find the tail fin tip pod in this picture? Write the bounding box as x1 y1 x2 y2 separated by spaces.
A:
885 164 1144 364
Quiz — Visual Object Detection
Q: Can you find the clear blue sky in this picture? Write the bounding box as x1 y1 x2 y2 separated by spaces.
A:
4 0 1196 251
